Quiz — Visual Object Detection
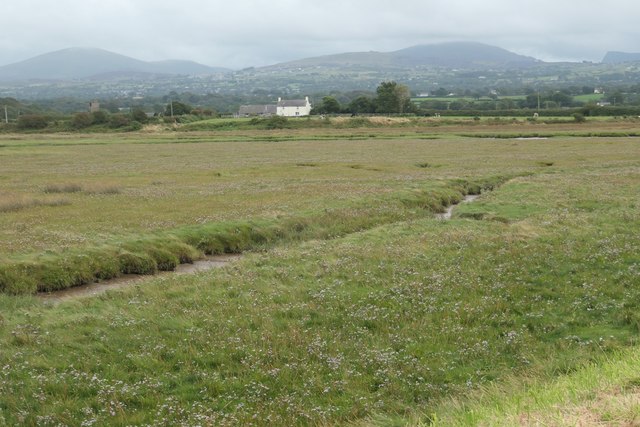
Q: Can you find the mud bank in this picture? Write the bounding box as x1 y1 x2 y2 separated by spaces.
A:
39 254 240 304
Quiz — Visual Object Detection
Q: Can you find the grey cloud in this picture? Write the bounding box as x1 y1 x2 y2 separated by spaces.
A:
1 0 639 68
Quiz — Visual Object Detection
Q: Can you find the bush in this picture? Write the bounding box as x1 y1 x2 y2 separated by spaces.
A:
71 112 94 129
17 114 48 130
131 109 149 124
573 112 586 123
109 114 131 128
127 121 143 131
264 116 289 129
91 110 109 124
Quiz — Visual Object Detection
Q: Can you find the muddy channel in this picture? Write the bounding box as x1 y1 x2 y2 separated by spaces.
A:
39 195 479 303
436 194 479 220
39 254 241 304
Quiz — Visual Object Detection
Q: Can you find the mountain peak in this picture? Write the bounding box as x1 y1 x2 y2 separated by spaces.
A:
602 51 640 64
263 41 541 71
0 48 229 82
391 42 540 68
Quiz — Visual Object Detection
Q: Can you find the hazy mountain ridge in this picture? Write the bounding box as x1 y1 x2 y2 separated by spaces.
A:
2 43 639 100
602 51 640 64
0 42 541 83
391 42 540 68
0 47 230 82
263 42 541 70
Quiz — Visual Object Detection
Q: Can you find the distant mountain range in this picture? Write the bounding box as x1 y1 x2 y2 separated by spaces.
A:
0 42 544 83
266 42 541 70
2 43 640 85
602 51 640 64
2 43 640 100
0 47 230 82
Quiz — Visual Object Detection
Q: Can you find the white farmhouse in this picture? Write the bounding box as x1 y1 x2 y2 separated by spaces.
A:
276 97 312 117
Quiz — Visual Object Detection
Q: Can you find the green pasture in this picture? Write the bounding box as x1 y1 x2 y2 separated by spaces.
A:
413 94 605 104
574 93 606 103
0 123 639 425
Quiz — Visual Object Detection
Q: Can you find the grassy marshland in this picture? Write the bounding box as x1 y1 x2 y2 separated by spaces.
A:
425 347 640 426
0 122 638 425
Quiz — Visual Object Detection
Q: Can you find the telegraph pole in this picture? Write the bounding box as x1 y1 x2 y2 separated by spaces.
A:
3 105 7 124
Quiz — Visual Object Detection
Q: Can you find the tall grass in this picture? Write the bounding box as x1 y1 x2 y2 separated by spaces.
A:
425 348 640 426
0 195 70 213
43 182 122 195
43 183 83 194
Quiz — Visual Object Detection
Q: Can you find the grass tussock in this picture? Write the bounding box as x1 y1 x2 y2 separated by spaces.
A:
536 161 555 167
44 182 122 195
415 162 434 168
84 184 122 195
0 176 510 294
43 183 83 194
0 195 70 213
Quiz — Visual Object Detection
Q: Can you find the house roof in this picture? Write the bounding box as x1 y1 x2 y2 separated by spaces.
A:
277 99 309 107
238 104 276 115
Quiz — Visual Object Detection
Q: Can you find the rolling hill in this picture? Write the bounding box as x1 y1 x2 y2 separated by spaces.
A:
263 42 541 70
602 51 640 64
4 42 639 100
0 47 230 82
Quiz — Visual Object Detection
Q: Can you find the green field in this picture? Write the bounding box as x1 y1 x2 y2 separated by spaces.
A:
0 120 639 425
412 94 606 104
411 95 527 103
574 93 606 103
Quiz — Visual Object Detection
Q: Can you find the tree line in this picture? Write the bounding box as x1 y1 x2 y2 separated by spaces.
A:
4 80 640 132
312 81 414 115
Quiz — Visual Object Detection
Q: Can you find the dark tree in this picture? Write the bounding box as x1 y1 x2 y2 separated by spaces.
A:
434 87 449 97
347 96 375 114
318 96 341 114
165 101 192 116
606 91 625 105
375 81 412 114
550 91 573 107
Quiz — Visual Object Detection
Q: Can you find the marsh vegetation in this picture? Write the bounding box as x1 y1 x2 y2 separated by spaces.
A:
0 120 638 425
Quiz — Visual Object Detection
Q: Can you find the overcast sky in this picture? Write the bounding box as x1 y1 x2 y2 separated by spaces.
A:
1 0 638 69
